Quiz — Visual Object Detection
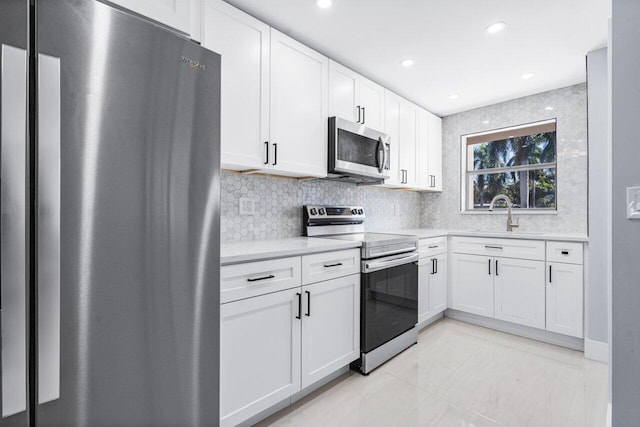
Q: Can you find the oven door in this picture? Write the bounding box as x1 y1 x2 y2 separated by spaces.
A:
329 116 391 180
361 255 418 353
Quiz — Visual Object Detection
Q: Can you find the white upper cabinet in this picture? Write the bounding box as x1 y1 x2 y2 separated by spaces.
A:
329 61 385 132
201 0 269 170
383 90 402 186
108 0 198 38
418 109 443 191
398 99 419 187
270 29 328 178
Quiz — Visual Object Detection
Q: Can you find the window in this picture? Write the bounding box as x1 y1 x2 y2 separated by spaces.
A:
462 120 557 211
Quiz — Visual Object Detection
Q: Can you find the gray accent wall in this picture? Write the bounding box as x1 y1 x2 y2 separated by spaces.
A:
587 48 610 345
612 0 640 424
421 84 588 235
220 171 422 242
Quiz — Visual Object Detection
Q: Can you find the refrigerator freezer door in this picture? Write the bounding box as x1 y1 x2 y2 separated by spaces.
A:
35 0 222 425
0 43 28 420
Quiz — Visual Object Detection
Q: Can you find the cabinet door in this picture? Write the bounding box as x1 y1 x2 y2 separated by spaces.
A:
417 259 431 324
220 288 302 427
108 0 194 36
301 275 360 389
426 112 443 191
417 109 430 190
494 258 545 329
382 90 401 186
201 0 270 170
546 263 584 338
270 29 328 178
328 60 359 123
399 99 418 187
359 77 385 132
451 253 494 317
428 254 447 314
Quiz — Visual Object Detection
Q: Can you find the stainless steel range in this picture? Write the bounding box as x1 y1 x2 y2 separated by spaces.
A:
303 205 418 374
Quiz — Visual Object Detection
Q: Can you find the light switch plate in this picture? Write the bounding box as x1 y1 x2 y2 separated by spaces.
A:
627 187 640 220
239 197 255 216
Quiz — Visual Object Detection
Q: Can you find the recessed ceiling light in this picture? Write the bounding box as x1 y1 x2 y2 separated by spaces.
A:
485 22 506 34
315 0 332 9
449 94 459 100
521 72 535 80
401 59 414 67
545 106 554 111
482 120 490 124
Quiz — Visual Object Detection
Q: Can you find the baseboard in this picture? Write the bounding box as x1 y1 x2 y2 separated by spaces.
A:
445 309 584 351
584 338 609 363
417 312 444 331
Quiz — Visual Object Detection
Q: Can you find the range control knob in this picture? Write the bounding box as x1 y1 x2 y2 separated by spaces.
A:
310 208 317 215
358 209 364 215
351 208 358 215
318 208 326 215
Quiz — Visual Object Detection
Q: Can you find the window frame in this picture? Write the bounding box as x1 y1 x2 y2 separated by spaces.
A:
460 119 558 213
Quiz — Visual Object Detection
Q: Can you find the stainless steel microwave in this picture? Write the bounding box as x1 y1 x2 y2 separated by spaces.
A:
327 117 391 184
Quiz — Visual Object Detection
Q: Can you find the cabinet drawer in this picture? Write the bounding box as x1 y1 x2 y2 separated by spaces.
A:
221 256 301 303
419 237 447 258
451 237 545 261
546 242 583 265
301 249 360 285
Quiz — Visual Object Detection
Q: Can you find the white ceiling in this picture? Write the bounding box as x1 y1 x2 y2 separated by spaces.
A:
223 0 610 117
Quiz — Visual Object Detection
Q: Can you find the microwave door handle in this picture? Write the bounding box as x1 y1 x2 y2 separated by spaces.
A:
376 137 385 174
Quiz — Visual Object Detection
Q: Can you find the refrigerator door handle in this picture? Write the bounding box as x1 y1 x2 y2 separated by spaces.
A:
1 43 28 418
37 53 61 405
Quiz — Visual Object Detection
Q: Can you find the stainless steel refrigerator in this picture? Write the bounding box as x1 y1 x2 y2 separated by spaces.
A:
0 0 221 425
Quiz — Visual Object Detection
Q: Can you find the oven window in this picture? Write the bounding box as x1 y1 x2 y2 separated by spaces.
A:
337 129 380 167
361 262 418 353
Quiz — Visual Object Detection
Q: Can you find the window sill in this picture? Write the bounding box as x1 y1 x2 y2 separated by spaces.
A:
460 210 558 215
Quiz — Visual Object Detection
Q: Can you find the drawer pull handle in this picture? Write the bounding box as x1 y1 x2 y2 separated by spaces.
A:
323 262 343 268
428 245 439 249
485 245 503 250
561 250 569 255
247 274 275 282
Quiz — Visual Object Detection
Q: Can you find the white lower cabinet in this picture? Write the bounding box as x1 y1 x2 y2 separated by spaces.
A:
546 262 584 338
301 275 360 388
220 253 360 426
220 288 301 427
451 253 494 317
418 254 447 324
494 258 545 329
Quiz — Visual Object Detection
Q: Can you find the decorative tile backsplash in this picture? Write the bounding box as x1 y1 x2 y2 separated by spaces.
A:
221 172 422 242
421 84 588 235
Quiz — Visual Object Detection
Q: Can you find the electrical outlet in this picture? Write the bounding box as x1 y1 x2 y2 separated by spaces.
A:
239 197 255 215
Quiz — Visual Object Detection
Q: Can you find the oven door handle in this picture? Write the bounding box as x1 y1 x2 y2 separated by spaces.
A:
362 252 419 273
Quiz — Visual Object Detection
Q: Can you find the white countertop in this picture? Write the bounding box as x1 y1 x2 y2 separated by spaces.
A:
221 237 362 265
385 228 589 242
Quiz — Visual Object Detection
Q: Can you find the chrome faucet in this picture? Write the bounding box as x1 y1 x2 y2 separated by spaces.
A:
488 194 519 232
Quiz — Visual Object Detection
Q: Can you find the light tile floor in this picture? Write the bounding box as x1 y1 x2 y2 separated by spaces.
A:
255 318 608 427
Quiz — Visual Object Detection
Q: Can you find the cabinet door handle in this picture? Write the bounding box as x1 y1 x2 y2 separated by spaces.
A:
264 141 269 165
430 175 436 188
305 291 311 317
356 105 361 123
435 258 438 274
431 259 435 275
549 265 552 283
272 143 277 166
495 260 499 276
323 262 343 268
247 274 275 282
488 259 491 275
296 292 302 319
362 107 366 124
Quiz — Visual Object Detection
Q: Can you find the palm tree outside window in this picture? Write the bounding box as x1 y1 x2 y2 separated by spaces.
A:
463 119 557 211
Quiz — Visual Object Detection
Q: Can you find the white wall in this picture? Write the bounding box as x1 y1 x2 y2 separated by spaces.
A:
421 84 588 235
